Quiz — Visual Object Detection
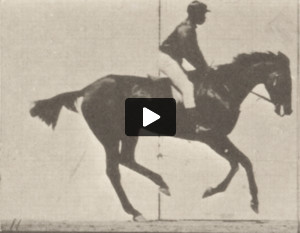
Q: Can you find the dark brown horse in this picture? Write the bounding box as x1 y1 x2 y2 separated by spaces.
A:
30 51 292 221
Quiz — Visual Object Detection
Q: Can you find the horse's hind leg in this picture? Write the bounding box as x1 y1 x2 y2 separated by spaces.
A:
120 137 170 196
202 136 239 198
102 139 145 220
81 102 144 221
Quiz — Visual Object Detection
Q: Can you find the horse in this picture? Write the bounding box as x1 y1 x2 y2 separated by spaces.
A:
30 51 292 221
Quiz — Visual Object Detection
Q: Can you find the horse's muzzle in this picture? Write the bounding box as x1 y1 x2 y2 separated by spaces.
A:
275 104 292 116
284 104 293 115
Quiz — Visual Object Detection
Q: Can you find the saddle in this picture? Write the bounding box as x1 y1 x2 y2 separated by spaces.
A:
146 69 209 104
147 69 203 84
147 74 184 103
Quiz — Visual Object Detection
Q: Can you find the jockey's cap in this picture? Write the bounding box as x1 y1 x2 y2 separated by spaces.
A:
187 1 210 16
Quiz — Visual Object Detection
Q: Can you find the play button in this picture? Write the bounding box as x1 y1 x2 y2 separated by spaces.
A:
125 98 176 136
143 107 160 127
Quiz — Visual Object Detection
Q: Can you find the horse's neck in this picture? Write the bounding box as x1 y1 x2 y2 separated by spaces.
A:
225 68 264 106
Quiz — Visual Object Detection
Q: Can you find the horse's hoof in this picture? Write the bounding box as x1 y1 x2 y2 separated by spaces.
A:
159 187 171 196
251 201 259 214
202 187 214 198
133 214 147 222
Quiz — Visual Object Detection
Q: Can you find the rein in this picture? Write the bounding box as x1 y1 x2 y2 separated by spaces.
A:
250 91 272 104
222 83 273 105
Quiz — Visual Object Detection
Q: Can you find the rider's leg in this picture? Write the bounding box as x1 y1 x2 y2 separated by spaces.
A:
159 52 210 131
158 52 196 108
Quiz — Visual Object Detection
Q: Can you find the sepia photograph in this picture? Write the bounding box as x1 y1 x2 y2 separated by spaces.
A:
1 0 299 232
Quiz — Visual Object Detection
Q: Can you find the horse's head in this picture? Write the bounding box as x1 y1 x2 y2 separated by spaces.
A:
263 52 292 116
191 52 293 117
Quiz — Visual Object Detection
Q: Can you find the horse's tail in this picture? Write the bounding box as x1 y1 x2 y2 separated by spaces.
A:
30 90 83 129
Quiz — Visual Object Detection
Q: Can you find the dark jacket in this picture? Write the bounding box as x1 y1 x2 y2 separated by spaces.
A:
160 20 208 71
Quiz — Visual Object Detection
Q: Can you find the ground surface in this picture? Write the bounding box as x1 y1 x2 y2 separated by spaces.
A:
1 219 298 232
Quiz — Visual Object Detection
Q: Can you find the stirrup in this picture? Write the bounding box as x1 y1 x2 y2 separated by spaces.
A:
147 74 167 81
196 124 212 133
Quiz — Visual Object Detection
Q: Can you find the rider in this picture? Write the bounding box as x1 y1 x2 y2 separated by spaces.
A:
159 1 210 130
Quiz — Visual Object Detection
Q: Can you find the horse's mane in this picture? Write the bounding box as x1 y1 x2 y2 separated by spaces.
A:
218 51 278 70
212 51 279 81
235 51 279 65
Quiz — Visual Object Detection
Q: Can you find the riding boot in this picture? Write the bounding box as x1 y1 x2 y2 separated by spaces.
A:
186 107 199 121
186 108 211 133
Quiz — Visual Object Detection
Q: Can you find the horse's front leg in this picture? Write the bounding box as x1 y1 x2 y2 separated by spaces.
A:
202 135 258 213
202 136 239 198
226 139 259 213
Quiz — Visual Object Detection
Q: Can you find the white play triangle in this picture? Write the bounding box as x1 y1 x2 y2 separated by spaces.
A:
143 107 160 127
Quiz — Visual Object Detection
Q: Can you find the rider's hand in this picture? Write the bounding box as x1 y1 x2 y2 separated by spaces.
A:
202 66 213 77
206 66 214 73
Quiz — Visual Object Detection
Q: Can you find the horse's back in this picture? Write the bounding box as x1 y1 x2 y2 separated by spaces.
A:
82 74 173 102
80 74 173 139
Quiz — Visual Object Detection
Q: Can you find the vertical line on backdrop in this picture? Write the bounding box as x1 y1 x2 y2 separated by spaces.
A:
296 0 299 227
158 0 161 55
157 0 162 221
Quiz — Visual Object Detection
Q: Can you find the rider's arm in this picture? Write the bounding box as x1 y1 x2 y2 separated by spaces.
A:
178 26 208 71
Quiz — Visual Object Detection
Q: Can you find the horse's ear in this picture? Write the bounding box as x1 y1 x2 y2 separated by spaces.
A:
277 51 290 65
